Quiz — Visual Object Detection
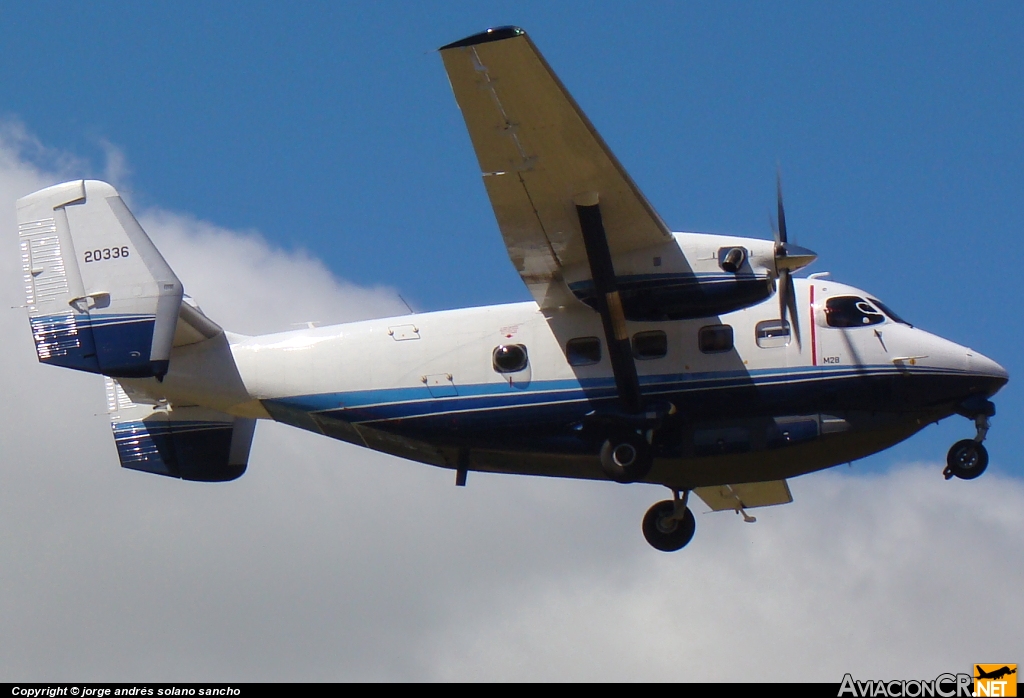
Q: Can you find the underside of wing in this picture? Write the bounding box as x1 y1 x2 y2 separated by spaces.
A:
440 27 673 309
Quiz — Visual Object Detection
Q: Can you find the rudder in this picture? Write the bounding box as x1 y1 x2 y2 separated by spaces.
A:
18 180 182 378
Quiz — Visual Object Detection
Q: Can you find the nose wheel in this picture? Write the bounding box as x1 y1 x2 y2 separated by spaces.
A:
944 439 989 480
943 406 994 481
642 490 696 552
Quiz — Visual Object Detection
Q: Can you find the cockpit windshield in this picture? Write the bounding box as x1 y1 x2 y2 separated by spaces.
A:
824 296 885 328
868 298 912 326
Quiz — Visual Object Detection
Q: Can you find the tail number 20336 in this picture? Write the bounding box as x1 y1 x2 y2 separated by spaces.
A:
84 247 130 263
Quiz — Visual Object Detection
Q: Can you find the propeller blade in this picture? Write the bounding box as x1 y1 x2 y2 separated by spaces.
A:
778 268 802 351
776 172 788 245
774 171 805 349
778 267 789 324
786 272 802 351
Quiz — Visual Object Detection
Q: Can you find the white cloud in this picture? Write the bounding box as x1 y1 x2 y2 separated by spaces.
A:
138 208 410 334
0 127 1020 681
420 466 1024 681
98 138 132 194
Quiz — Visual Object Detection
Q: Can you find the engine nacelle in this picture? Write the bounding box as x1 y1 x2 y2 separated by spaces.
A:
562 232 778 321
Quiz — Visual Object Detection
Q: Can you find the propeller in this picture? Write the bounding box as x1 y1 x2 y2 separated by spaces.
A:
772 173 817 349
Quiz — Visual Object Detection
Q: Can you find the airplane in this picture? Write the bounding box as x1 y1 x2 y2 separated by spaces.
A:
14 26 1008 552
975 666 1016 681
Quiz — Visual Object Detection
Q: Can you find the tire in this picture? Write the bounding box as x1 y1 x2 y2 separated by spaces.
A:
599 431 653 483
642 500 696 552
946 439 989 480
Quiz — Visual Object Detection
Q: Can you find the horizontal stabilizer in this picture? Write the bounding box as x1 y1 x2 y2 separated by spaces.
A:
106 378 254 482
694 480 793 512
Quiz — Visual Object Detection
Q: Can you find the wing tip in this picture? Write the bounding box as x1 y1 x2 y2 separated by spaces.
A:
440 26 525 51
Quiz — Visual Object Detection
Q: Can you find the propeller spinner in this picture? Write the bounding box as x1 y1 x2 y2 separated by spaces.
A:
773 175 817 349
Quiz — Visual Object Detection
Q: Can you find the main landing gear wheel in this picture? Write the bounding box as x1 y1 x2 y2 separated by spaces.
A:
944 439 989 480
599 431 653 483
642 500 696 552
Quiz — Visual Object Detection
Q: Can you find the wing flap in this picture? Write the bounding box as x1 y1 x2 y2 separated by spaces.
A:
694 479 794 512
441 28 672 308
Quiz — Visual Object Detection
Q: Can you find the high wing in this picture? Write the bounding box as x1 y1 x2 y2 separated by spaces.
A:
440 27 675 309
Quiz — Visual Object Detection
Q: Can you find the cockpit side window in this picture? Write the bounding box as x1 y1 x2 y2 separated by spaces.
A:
824 296 885 328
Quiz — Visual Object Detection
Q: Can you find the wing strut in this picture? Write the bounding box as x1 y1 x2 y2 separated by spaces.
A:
576 196 642 414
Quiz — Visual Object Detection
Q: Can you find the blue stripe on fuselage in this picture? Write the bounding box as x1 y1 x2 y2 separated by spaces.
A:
264 364 970 427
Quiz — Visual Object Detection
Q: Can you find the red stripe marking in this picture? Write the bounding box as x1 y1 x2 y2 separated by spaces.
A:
809 284 817 366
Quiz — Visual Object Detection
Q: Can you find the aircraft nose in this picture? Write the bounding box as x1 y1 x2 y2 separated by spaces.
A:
967 349 1009 394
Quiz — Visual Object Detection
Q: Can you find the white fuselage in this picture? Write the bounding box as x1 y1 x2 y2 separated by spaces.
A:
130 274 1006 489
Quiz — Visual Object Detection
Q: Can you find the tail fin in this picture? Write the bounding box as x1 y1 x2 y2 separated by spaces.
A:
17 180 182 378
106 378 254 482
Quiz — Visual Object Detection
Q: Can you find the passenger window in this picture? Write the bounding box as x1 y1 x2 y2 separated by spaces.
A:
566 337 601 366
699 325 734 353
493 344 528 373
756 320 790 348
632 331 667 359
825 296 884 328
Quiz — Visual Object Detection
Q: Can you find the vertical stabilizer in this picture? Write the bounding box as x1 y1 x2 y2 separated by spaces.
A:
17 180 182 378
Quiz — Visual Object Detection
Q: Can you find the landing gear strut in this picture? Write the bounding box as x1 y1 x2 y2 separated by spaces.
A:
943 402 994 481
642 490 696 552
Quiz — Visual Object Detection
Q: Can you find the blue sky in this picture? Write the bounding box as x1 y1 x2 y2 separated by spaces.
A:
50 3 1024 471
4 2 1020 466
1 2 1022 679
